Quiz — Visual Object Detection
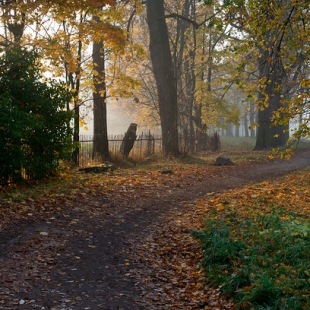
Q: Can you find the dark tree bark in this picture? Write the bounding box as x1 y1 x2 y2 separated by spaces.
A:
252 4 301 150
193 28 207 152
226 123 234 137
72 94 80 165
70 39 82 165
235 124 240 138
249 99 256 138
174 0 190 97
146 0 179 156
61 16 83 165
243 112 249 138
120 123 137 157
254 49 289 150
173 0 195 151
7 17 24 43
92 15 109 160
2 0 25 44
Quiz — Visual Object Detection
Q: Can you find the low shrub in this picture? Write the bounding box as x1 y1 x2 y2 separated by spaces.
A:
193 208 310 309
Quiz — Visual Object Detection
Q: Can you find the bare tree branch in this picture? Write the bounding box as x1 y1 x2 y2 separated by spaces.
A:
165 11 219 29
126 7 136 41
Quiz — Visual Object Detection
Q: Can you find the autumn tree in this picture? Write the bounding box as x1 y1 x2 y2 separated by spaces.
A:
45 1 132 162
91 2 135 160
117 4 160 129
0 1 92 164
146 0 179 156
91 10 110 161
6 1 130 164
167 1 241 147
0 1 143 166
223 0 309 150
132 1 242 152
165 0 196 150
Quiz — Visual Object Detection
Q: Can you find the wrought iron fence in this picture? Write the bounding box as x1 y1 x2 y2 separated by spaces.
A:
78 131 220 167
78 132 162 166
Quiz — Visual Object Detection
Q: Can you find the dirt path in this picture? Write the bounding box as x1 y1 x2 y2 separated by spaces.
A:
0 151 309 309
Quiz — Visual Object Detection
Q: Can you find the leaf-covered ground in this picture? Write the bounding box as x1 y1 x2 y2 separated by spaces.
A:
136 169 309 309
0 151 309 309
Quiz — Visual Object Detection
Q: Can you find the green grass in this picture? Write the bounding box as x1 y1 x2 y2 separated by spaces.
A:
221 136 256 151
296 140 310 151
193 208 310 309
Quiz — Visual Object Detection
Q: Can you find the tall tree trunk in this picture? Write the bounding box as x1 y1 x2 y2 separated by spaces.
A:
193 28 207 150
254 49 289 150
184 49 197 151
174 0 191 149
72 95 80 165
226 123 234 137
92 38 109 160
235 124 240 138
174 0 190 95
243 112 249 138
61 19 81 165
249 99 256 138
186 0 197 152
3 0 25 44
70 39 82 165
146 0 179 156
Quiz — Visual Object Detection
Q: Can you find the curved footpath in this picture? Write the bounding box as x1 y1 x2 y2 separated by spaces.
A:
0 150 309 309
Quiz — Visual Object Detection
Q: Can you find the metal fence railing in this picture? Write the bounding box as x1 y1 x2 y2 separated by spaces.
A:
78 132 162 166
78 131 220 167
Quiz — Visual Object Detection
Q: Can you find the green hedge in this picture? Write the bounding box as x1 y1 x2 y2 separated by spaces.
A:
0 48 73 184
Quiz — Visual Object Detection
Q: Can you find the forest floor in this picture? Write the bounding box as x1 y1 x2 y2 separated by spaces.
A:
0 150 309 310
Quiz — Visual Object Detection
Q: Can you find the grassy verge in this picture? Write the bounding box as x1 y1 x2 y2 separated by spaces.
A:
193 169 310 309
220 136 256 151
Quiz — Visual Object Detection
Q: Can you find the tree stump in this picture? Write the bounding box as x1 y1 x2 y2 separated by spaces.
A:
120 123 137 157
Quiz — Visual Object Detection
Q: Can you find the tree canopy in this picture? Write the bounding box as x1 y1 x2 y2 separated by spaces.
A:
0 0 308 165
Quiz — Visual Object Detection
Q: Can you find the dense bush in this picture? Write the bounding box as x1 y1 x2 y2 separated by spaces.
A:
0 48 73 184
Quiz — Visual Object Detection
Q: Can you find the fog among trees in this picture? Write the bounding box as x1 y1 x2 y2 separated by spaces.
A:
0 0 309 163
